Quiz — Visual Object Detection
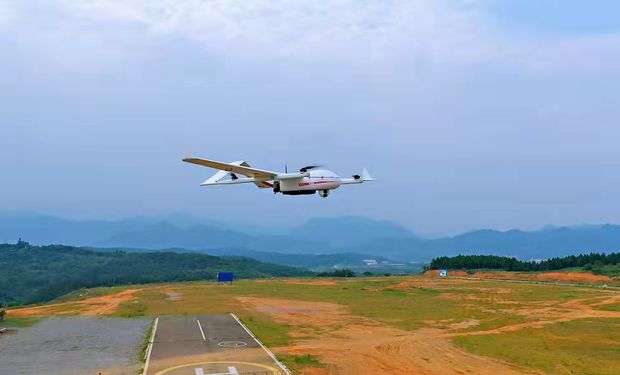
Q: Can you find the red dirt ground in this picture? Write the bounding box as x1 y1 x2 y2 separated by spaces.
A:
8 289 140 317
424 270 617 284
237 296 528 375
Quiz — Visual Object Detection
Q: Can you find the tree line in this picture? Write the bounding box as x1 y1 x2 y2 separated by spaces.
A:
429 252 620 276
317 269 356 277
0 241 310 306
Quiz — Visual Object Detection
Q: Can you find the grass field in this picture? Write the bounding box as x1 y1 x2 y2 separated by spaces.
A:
454 318 620 375
0 316 40 328
7 274 620 374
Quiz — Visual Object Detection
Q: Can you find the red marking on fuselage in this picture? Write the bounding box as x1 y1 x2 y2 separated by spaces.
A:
298 180 335 187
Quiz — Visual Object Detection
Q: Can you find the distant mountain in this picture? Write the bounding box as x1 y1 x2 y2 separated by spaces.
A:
2 212 620 261
399 225 620 261
289 216 415 247
0 213 416 254
91 246 398 271
188 248 397 270
100 221 255 249
324 225 620 261
0 213 136 245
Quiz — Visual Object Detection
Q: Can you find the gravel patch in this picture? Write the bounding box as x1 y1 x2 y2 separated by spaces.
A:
0 316 151 375
165 291 182 301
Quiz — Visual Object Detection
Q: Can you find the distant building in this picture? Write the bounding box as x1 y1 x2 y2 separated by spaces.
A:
363 259 378 266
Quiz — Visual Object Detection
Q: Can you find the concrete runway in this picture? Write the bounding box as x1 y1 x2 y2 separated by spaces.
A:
144 314 288 375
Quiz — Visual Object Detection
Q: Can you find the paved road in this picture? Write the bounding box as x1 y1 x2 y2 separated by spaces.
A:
145 314 287 375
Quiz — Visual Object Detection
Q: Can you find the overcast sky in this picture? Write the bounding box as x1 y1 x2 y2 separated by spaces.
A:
1 1 620 235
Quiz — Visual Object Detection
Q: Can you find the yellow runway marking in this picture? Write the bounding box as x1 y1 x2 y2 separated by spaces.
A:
154 361 280 375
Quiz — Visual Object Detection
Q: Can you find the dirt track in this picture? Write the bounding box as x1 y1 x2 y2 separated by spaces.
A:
237 297 530 375
8 289 140 317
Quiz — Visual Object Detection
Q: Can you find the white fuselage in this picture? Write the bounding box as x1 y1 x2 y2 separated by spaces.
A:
279 169 341 193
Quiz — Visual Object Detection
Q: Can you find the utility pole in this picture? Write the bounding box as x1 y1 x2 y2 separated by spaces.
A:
0 302 6 322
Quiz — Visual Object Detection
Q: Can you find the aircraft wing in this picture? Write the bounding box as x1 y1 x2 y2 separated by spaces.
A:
182 157 278 180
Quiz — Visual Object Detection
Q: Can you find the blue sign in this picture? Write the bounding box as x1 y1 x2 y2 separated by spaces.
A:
217 272 234 283
439 269 448 277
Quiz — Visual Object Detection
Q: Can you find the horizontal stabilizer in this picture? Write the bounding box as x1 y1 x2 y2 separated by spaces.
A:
201 170 229 186
341 168 375 185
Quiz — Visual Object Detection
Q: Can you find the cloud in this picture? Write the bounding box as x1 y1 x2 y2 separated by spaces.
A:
2 0 620 74
523 33 620 72
53 0 495 64
0 1 158 78
0 0 17 27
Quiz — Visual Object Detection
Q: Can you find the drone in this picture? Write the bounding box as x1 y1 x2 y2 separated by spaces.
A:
183 157 374 198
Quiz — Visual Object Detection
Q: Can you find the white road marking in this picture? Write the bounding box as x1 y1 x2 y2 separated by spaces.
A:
197 319 206 341
158 362 280 375
230 313 293 375
217 341 247 347
195 369 235 375
142 317 159 375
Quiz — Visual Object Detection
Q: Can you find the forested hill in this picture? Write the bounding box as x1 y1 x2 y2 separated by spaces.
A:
0 241 310 306
430 253 620 276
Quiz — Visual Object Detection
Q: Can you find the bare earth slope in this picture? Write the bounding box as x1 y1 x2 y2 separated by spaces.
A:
237 297 527 375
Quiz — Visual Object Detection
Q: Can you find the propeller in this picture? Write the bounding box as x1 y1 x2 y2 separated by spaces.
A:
300 165 322 173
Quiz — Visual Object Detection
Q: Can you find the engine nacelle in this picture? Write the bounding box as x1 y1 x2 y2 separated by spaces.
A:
319 189 330 198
